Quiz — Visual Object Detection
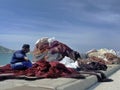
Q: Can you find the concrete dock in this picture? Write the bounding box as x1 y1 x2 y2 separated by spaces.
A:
0 65 120 90
88 69 120 90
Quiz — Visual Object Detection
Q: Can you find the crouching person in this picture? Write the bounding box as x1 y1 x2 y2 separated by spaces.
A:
10 44 32 70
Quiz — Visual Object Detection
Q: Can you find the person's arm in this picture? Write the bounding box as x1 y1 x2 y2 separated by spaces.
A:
15 52 24 59
15 52 29 61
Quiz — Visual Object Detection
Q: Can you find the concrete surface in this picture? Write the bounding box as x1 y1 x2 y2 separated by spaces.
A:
88 69 120 90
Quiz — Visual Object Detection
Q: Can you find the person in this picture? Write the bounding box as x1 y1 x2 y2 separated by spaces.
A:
10 44 32 70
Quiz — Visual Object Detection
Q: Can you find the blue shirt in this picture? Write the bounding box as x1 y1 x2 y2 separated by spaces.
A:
10 50 26 64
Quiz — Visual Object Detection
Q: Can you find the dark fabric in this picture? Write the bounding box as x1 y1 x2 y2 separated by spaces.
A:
10 50 26 64
79 62 107 71
79 71 112 82
11 60 32 70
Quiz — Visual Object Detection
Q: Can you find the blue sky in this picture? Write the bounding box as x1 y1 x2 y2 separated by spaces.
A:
0 0 120 52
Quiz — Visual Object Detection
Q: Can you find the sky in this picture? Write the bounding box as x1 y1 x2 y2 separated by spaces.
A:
0 0 120 53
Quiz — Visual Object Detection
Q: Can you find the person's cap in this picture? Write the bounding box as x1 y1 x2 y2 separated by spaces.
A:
22 44 30 49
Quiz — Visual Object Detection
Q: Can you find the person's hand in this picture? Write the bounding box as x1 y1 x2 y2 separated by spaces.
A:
24 56 29 61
